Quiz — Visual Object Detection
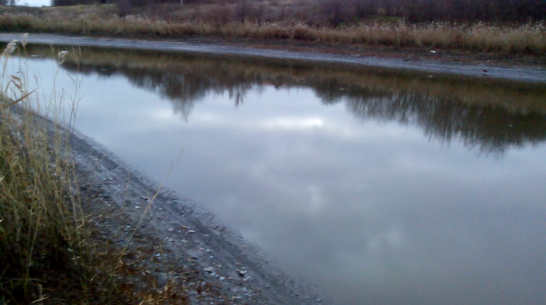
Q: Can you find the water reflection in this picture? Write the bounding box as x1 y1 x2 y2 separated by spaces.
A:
18 46 546 305
54 47 546 154
342 93 546 154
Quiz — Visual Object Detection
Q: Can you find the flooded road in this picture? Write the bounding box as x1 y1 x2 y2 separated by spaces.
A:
1 33 546 83
15 46 546 304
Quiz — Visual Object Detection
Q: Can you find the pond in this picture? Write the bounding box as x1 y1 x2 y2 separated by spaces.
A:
15 46 546 305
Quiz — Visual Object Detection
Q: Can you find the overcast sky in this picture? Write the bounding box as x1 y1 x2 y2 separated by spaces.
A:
18 0 50 6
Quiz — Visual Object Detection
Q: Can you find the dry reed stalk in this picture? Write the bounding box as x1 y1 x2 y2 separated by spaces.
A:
1 8 544 55
0 35 88 304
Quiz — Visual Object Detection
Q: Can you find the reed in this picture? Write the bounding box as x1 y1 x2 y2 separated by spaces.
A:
0 5 544 55
0 36 89 303
0 35 187 304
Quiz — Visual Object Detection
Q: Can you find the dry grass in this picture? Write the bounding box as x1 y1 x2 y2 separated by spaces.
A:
0 38 87 303
0 4 545 55
0 36 191 304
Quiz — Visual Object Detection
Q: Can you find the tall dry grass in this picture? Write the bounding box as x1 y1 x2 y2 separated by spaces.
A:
0 5 545 55
0 36 89 303
0 36 193 304
0 36 143 304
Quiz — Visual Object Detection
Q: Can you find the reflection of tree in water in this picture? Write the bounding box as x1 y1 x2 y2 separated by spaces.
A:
63 62 255 120
315 83 546 154
128 69 259 119
124 69 210 119
62 61 546 154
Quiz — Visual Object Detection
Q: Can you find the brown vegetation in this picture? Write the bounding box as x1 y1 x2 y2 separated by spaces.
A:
0 38 194 304
49 0 546 24
0 3 545 56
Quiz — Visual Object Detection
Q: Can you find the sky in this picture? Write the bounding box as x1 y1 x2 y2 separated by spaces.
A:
16 0 50 6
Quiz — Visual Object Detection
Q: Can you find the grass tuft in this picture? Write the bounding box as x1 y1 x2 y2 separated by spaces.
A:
0 37 88 303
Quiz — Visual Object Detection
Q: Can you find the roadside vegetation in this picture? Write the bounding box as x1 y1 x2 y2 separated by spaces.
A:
0 37 105 303
0 0 545 56
0 36 191 304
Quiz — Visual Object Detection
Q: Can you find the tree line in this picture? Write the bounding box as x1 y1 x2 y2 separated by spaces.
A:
342 0 546 23
319 0 546 24
49 0 546 24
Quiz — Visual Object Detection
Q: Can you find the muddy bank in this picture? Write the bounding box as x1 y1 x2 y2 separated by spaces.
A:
0 33 545 83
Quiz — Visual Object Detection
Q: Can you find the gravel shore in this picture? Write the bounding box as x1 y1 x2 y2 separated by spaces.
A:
37 112 328 304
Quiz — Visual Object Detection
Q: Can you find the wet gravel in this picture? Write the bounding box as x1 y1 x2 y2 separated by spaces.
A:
66 121 329 304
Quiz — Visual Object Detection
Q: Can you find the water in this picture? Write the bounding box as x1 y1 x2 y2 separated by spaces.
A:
16 46 546 304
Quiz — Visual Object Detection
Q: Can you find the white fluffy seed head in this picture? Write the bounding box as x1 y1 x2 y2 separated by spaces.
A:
4 40 17 55
58 50 69 61
22 33 28 47
2 40 18 60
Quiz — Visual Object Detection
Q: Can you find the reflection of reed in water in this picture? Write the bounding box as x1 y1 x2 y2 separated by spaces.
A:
52 46 546 154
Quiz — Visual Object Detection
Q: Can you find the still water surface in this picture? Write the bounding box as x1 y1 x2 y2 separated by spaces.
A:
19 48 546 304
